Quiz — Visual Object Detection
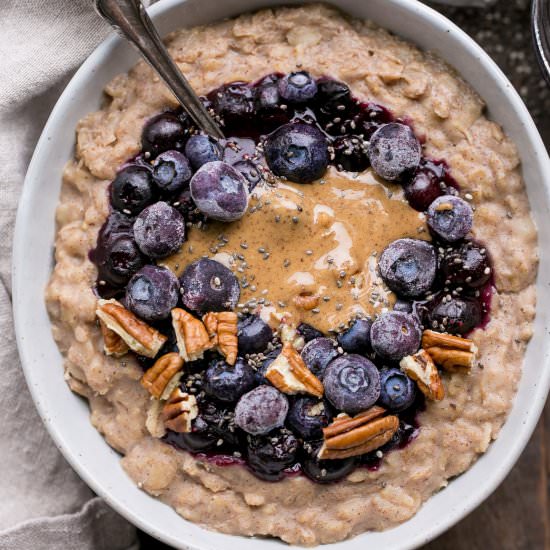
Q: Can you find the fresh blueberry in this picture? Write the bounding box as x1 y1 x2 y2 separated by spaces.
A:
296 323 324 343
237 315 273 355
403 167 445 211
287 397 333 440
428 295 482 335
301 337 339 379
194 398 240 448
204 358 257 404
337 318 372 354
92 212 139 290
141 112 190 156
278 71 318 104
101 236 145 287
265 122 329 183
323 355 381 415
314 79 355 120
394 299 413 313
440 241 492 288
221 137 257 165
172 189 204 225
368 123 421 182
301 441 356 484
164 429 218 453
370 311 422 361
125 265 179 322
110 165 155 215
256 348 282 382
427 195 473 242
235 385 289 435
184 134 222 170
256 74 282 111
246 428 298 481
378 238 437 298
332 135 370 172
179 258 240 313
151 150 192 195
356 103 393 139
209 82 256 129
378 368 416 412
133 201 186 258
190 161 249 222
232 160 262 190
255 74 291 131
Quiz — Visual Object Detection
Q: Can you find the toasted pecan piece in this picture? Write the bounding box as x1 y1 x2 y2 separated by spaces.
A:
265 343 324 398
323 406 387 439
171 308 213 362
141 352 184 399
162 388 198 433
400 349 445 401
293 293 320 311
319 407 399 460
203 311 238 366
96 299 167 358
99 319 129 357
422 330 477 373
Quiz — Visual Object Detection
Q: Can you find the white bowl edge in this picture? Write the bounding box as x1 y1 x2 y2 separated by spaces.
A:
12 0 550 549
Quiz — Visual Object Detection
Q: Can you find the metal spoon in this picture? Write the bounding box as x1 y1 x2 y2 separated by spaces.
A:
95 0 224 138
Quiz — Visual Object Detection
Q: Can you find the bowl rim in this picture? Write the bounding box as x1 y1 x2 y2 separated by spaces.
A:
12 0 550 548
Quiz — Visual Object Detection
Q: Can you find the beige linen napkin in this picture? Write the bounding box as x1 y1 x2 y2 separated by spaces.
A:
0 1 142 548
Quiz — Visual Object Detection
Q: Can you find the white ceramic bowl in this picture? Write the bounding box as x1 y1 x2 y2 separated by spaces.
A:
12 0 550 548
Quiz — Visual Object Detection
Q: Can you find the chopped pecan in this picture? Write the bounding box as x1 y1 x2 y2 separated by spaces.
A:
293 293 320 311
265 343 324 398
318 407 399 460
140 352 184 399
145 399 166 438
99 319 129 357
279 322 305 351
203 311 238 366
96 299 167 358
161 388 198 433
422 330 477 373
400 349 445 401
171 308 213 362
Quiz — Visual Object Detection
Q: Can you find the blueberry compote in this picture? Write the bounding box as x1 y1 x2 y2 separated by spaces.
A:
91 70 494 484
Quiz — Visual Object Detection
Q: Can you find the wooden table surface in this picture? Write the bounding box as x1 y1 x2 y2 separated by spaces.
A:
140 1 550 548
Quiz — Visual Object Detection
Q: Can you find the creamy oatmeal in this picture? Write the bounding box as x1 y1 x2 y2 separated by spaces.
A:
45 4 537 546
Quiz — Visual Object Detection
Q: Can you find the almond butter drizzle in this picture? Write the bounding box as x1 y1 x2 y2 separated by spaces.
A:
162 168 427 333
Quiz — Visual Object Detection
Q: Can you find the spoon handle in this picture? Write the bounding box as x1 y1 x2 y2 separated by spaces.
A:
95 0 224 138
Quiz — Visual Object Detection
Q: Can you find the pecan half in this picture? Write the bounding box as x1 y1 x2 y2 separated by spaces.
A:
400 349 445 401
161 388 198 433
171 308 213 362
99 319 129 357
141 352 184 399
293 293 320 311
422 330 477 373
318 407 399 460
265 343 324 398
203 311 238 366
96 299 167 358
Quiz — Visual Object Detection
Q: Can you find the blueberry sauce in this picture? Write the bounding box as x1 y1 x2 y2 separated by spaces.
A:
90 72 495 484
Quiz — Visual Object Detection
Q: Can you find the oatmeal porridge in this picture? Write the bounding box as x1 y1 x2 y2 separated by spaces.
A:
45 4 537 546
